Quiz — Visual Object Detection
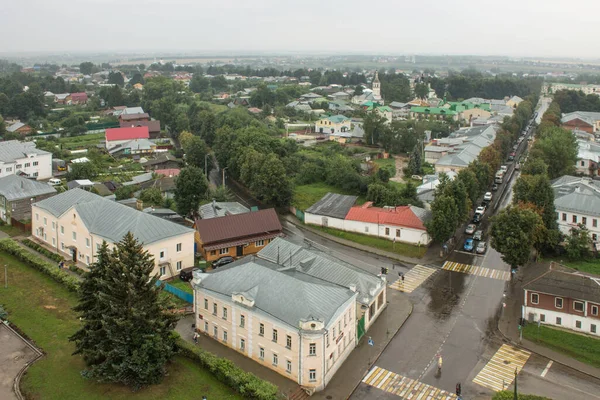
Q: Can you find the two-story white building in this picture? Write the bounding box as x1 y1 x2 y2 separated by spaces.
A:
0 140 52 180
193 238 386 393
552 176 600 242
31 188 195 279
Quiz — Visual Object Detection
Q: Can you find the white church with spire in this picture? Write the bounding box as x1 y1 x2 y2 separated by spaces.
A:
372 71 383 103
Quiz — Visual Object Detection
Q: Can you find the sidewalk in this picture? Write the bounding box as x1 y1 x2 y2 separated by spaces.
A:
175 293 413 399
497 261 600 380
283 214 441 266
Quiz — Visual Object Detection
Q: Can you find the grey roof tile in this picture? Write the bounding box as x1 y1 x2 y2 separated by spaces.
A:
524 270 600 304
0 140 50 163
0 175 56 201
305 192 357 218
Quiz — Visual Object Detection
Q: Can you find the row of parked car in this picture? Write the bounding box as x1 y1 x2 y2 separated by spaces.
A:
179 256 235 281
463 190 494 254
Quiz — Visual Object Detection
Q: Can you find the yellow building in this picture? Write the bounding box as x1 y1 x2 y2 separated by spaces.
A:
193 238 386 393
31 188 195 279
315 115 352 134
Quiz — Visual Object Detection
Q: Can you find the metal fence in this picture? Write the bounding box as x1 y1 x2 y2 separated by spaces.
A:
156 281 193 303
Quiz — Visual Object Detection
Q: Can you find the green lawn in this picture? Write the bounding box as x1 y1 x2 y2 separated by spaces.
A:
312 225 427 259
523 323 600 369
292 182 365 211
169 279 194 294
0 252 241 400
558 259 600 275
373 157 395 168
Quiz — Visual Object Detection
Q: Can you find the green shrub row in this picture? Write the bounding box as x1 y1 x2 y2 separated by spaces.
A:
176 337 279 400
21 238 64 263
493 391 552 400
0 239 79 292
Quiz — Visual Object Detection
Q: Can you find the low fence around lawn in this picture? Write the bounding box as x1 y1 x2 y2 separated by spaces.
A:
156 280 193 303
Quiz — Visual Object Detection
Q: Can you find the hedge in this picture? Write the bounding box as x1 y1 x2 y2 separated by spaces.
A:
0 239 80 292
21 238 65 263
493 391 552 400
176 337 279 400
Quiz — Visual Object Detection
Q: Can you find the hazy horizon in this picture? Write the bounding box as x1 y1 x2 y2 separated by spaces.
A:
3 0 599 59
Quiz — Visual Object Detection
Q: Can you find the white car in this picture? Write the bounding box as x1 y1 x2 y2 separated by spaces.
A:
475 206 486 215
483 192 492 201
500 165 508 173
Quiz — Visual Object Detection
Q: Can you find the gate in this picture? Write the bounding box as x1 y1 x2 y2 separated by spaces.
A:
357 315 366 341
295 209 305 222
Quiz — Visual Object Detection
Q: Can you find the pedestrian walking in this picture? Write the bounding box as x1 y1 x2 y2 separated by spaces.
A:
193 332 199 344
401 273 405 282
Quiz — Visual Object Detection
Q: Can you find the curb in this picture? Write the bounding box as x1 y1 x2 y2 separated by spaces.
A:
283 216 439 266
495 314 600 381
3 321 44 400
347 300 414 398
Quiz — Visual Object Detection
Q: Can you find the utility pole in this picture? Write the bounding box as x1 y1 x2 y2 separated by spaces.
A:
513 367 518 400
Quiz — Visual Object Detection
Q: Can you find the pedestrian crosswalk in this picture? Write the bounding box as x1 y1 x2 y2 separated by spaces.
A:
389 264 437 293
442 261 511 281
363 366 457 399
473 344 531 392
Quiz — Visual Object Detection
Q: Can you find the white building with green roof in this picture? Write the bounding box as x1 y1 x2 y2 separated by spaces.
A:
315 115 352 134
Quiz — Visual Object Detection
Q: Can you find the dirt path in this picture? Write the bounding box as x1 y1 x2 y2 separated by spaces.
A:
390 155 408 183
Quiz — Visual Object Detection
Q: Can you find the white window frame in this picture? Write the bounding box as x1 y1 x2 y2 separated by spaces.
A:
159 266 166 276
272 353 278 366
176 243 182 252
309 369 316 382
72 231 76 241
240 315 245 328
219 247 229 255
259 347 264 360
176 261 182 270
223 330 228 342
592 305 599 316
555 297 563 309
159 249 166 260
86 237 90 248
259 323 264 336
240 338 245 351
204 299 208 309
530 293 539 305
222 307 227 320
286 360 292 373
309 343 316 356
60 225 64 235
573 301 584 312
44 217 47 226
52 221 55 231
255 239 265 247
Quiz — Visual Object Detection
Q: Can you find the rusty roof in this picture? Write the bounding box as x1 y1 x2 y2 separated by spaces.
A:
195 208 282 245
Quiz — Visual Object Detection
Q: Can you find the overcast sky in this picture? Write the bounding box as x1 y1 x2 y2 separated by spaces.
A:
2 0 599 58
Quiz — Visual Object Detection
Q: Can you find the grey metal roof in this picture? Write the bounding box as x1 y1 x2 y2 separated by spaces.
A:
551 175 600 217
196 257 355 328
6 122 26 132
305 192 357 218
0 175 57 201
258 238 384 305
0 140 50 163
524 270 600 304
199 201 250 219
122 106 145 115
561 111 600 126
108 138 154 154
33 188 193 244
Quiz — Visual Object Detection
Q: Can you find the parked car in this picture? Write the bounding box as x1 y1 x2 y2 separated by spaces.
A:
473 230 483 241
465 224 477 234
500 165 508 173
48 178 62 186
411 175 423 181
472 213 482 224
476 241 487 254
463 238 475 252
492 183 499 191
475 205 486 215
179 267 200 282
483 192 493 201
212 256 234 268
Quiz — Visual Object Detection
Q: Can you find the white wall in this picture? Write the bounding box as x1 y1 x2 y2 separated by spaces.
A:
305 214 430 245
555 209 600 242
0 152 52 180
524 306 600 337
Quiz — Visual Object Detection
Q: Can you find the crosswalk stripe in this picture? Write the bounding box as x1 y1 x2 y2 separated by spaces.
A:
363 366 457 399
473 344 531 392
442 261 510 281
389 265 438 293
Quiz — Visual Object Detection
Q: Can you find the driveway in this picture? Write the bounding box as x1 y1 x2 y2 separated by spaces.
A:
0 323 41 400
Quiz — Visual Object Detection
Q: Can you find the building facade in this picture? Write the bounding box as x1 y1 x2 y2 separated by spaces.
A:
523 269 600 337
31 189 195 278
315 115 352 134
0 140 52 180
194 208 283 262
551 176 600 242
0 175 57 224
193 238 386 393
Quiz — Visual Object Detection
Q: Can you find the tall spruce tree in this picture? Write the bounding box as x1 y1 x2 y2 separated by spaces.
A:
70 233 178 387
70 241 112 367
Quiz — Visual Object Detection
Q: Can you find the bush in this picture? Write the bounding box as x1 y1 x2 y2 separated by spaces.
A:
0 239 80 292
176 337 279 400
493 391 552 400
22 238 64 262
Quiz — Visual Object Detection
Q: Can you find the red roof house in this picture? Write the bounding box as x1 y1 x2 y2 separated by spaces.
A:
345 203 428 230
105 126 150 149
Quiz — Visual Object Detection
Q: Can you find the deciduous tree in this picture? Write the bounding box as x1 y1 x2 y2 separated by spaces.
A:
174 166 208 216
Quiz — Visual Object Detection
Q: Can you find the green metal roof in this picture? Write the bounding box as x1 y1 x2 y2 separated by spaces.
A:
410 107 457 115
326 115 351 123
376 106 392 112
